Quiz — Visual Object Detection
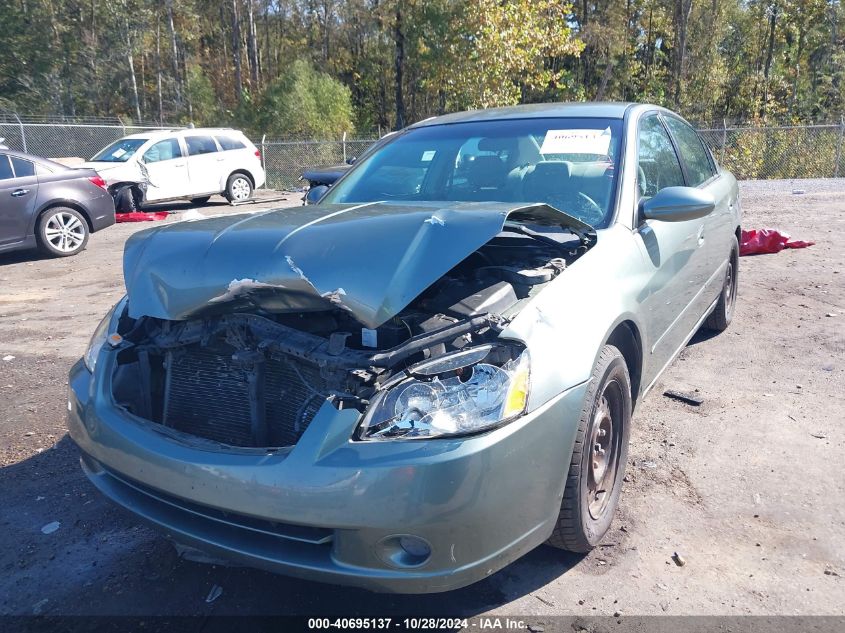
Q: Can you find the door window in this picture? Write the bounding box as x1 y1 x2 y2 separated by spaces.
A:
637 115 686 198
143 138 182 163
663 117 716 186
185 136 218 156
11 157 35 177
0 155 13 180
215 136 246 151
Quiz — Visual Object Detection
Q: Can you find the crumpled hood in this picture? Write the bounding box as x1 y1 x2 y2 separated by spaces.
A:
123 201 592 329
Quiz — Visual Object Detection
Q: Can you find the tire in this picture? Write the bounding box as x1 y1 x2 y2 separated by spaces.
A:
191 196 211 206
705 237 739 332
114 185 140 213
225 173 253 202
547 345 632 553
37 207 89 257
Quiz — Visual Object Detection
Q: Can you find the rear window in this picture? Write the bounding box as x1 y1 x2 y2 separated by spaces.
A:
11 157 35 178
0 155 12 180
185 136 218 156
215 136 246 151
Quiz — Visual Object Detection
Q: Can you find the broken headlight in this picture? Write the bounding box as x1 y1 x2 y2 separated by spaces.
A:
83 297 126 372
357 345 530 440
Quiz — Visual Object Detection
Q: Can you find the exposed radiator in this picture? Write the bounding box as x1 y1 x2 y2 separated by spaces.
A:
163 345 328 447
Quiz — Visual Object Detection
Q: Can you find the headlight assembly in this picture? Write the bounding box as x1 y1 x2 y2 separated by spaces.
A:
357 345 530 440
83 297 127 372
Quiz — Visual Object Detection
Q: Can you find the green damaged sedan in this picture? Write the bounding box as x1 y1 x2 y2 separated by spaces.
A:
68 103 740 593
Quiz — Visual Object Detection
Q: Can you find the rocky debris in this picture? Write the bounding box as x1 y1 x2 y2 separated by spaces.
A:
663 389 704 406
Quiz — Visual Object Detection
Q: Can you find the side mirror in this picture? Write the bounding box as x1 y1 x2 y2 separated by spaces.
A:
640 186 715 222
304 184 329 205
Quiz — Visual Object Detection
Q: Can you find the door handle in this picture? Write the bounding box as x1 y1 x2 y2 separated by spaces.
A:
216 157 224 162
696 225 705 246
11 189 29 197
174 162 186 167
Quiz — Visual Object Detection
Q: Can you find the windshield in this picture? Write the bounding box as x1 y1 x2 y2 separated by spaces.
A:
322 117 623 227
91 138 146 162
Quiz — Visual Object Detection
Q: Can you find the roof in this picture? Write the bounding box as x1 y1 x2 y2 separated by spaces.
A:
121 127 241 140
0 148 73 170
410 102 637 128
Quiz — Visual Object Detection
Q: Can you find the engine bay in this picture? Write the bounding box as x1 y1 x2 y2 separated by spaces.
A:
109 231 589 449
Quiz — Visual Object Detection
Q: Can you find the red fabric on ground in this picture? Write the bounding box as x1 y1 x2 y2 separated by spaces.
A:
739 229 814 256
115 211 169 223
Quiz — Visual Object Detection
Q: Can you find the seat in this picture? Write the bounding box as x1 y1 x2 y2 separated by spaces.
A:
452 155 509 201
521 161 574 207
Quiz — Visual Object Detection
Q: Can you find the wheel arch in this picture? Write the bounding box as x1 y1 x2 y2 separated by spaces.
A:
33 200 94 234
603 319 644 407
226 169 255 189
106 181 142 196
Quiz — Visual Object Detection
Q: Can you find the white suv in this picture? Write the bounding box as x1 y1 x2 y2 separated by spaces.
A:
83 128 265 209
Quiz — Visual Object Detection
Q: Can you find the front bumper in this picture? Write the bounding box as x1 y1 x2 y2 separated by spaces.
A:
67 356 588 593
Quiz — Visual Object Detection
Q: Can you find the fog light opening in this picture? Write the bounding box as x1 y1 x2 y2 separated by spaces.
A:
400 535 431 559
378 534 432 568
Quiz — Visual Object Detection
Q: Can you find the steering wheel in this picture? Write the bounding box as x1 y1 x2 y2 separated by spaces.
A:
638 165 648 197
566 192 604 226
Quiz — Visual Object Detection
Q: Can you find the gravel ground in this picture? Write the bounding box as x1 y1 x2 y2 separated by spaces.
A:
0 183 843 619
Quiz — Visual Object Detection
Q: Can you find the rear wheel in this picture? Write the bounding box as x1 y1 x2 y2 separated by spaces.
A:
190 196 211 206
705 237 739 332
37 207 89 257
547 345 632 553
225 173 253 202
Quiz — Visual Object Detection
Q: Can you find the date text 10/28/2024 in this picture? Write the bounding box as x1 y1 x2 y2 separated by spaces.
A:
308 618 529 630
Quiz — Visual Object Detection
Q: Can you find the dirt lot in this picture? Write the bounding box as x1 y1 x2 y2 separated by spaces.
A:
0 183 843 619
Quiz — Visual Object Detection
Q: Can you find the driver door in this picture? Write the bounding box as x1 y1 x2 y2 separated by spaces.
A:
140 137 190 202
633 114 708 384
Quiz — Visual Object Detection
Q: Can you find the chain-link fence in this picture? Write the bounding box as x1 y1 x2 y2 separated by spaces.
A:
258 138 376 190
4 110 845 187
698 123 845 180
0 112 175 160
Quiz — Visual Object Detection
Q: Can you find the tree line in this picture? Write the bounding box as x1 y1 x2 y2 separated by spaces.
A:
0 0 842 137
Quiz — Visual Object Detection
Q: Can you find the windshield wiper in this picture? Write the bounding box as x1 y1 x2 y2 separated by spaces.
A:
502 222 589 252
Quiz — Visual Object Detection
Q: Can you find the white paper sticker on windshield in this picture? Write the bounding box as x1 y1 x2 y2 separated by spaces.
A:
421 150 436 162
540 128 612 155
112 148 127 158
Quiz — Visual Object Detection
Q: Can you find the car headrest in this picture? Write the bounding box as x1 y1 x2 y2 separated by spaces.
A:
478 137 515 153
522 161 573 199
466 155 508 188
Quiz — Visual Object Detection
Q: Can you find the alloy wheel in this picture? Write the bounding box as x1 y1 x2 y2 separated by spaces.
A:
231 177 252 201
44 212 86 253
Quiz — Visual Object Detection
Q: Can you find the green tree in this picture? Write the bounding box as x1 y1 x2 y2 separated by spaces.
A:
255 59 354 137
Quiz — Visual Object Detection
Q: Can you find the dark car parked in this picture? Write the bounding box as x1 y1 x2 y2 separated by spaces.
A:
0 150 115 257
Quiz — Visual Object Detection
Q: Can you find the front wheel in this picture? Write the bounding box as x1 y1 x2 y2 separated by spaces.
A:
225 173 253 202
114 185 141 213
547 345 632 553
37 207 89 257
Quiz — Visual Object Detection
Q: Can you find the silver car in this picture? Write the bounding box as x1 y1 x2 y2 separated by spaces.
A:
68 103 740 593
